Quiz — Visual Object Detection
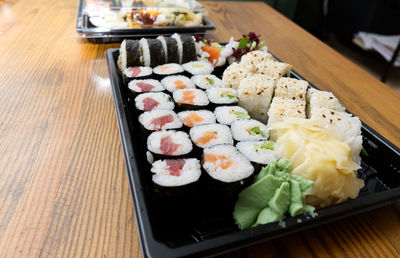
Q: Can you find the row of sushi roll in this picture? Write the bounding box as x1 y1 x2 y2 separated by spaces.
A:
117 32 365 230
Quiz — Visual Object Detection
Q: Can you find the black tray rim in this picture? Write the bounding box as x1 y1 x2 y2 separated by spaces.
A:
76 0 216 36
106 48 400 258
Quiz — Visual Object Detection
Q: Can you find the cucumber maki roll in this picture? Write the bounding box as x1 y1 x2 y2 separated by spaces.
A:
231 119 269 141
214 106 250 125
206 87 239 105
182 61 214 75
191 74 222 89
180 34 197 63
134 92 174 111
148 38 166 67
236 141 278 171
147 130 193 159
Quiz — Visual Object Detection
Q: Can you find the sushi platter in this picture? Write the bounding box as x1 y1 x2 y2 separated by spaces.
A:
106 33 400 257
76 0 215 43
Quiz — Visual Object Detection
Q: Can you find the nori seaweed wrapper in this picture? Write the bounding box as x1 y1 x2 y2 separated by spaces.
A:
148 39 166 67
181 34 197 63
126 40 143 67
165 37 179 63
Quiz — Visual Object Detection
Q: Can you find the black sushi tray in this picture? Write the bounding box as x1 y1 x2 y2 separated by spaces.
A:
105 48 400 257
76 0 216 44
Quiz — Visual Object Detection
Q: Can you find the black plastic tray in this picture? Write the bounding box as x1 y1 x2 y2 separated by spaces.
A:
76 0 215 43
106 48 400 257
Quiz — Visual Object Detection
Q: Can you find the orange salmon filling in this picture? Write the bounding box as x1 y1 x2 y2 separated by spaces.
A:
181 90 195 104
159 65 170 71
204 154 233 169
195 131 217 145
183 113 204 127
201 45 220 65
174 80 187 89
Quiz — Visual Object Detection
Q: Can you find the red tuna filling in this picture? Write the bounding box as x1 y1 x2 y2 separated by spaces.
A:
151 114 174 130
159 136 181 155
126 67 141 78
166 159 185 176
136 82 154 92
142 97 159 111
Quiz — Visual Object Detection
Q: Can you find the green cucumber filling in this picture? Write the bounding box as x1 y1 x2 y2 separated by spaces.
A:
234 111 250 119
206 78 215 85
258 141 274 150
248 126 266 137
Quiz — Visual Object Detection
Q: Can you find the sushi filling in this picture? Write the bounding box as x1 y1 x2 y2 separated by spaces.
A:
128 79 165 93
123 66 152 78
190 123 233 148
203 144 254 183
191 74 223 89
236 141 278 165
178 110 216 128
207 87 239 104
182 61 214 75
151 158 201 186
153 63 184 75
135 92 174 111
147 130 192 156
139 110 182 131
214 106 250 125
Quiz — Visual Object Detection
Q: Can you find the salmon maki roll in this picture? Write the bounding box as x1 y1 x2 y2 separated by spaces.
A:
189 123 233 148
173 89 209 110
178 110 216 128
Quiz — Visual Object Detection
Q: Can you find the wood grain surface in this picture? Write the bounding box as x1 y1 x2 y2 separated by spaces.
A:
0 0 399 257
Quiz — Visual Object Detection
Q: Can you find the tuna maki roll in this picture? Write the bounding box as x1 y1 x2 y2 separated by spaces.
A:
231 119 269 141
214 106 250 125
178 110 216 128
190 123 233 148
128 79 165 94
147 130 193 158
191 74 222 89
161 75 195 92
182 61 214 75
151 158 201 187
123 66 152 81
138 110 182 131
134 92 174 111
173 89 209 110
153 63 184 76
203 144 254 183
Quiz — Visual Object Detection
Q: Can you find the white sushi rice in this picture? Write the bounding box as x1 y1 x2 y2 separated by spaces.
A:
147 130 193 155
240 50 274 68
182 61 214 75
161 75 195 92
267 97 306 126
156 36 168 63
237 74 275 123
151 158 201 187
236 141 278 165
128 79 165 93
191 74 222 89
307 88 346 117
153 63 184 75
231 119 269 141
178 110 216 127
203 144 254 183
173 89 209 106
253 60 292 81
206 87 238 104
135 92 174 111
139 109 182 131
189 123 233 148
123 66 153 78
275 77 309 101
222 62 252 89
139 38 151 67
214 106 250 125
119 39 127 70
171 33 183 64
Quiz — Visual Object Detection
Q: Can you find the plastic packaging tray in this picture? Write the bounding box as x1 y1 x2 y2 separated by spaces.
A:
76 0 215 43
106 48 400 257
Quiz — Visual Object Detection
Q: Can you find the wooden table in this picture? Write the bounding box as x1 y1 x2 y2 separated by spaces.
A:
1 0 399 257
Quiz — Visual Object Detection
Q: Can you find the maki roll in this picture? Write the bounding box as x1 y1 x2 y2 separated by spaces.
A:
147 130 193 158
119 39 143 70
123 66 153 83
153 63 184 76
180 34 197 63
151 158 201 187
134 92 174 111
147 38 166 67
161 75 195 92
171 33 183 64
203 144 254 183
178 110 216 128
173 89 209 110
191 74 222 89
231 119 269 141
206 87 238 105
236 141 278 170
139 38 151 67
157 36 179 64
182 61 214 75
138 110 182 131
189 123 233 148
128 79 165 94
214 106 250 125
